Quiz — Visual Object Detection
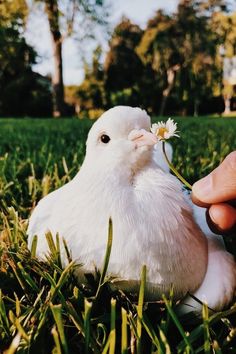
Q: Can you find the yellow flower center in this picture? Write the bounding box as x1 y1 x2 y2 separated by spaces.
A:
157 127 168 138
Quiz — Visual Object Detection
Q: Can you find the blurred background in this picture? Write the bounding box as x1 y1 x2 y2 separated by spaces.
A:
0 0 235 118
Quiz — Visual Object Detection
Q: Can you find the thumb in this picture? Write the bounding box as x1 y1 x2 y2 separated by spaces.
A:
192 152 236 204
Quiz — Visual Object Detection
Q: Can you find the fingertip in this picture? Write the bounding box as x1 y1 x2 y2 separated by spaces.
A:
208 203 236 234
191 192 210 208
192 176 212 203
192 153 236 204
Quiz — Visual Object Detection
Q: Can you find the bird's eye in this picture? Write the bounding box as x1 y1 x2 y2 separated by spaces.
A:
100 134 111 144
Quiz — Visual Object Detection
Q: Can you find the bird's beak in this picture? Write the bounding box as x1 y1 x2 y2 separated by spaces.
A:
128 129 158 148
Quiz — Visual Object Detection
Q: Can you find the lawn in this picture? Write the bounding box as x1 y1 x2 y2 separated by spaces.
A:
0 116 236 353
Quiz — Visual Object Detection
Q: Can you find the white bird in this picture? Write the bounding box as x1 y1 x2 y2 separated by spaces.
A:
27 106 236 312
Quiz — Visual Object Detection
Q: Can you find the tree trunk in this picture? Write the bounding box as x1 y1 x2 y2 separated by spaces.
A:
223 94 231 114
45 0 65 117
159 65 180 116
193 98 199 117
159 90 169 117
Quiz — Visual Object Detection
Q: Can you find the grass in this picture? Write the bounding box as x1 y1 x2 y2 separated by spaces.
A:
0 116 236 353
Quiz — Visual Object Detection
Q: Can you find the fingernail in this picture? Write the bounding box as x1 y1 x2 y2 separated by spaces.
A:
205 209 222 235
207 206 236 236
209 204 236 232
192 175 211 200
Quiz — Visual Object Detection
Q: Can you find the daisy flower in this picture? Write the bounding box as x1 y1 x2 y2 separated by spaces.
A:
151 118 179 141
151 118 191 190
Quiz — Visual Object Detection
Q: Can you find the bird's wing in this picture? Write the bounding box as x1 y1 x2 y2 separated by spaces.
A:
152 141 173 173
179 236 236 312
128 165 208 296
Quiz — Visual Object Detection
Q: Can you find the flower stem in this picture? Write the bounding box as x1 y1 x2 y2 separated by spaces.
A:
162 141 192 190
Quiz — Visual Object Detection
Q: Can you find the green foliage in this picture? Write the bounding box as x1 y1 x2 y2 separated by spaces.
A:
0 118 92 216
0 1 52 117
76 1 235 117
0 0 28 26
211 11 236 58
0 117 236 352
170 117 236 185
137 2 224 115
104 18 144 92
76 47 107 114
110 87 140 107
77 77 106 112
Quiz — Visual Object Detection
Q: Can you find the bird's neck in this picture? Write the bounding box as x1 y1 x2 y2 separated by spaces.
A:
77 154 153 188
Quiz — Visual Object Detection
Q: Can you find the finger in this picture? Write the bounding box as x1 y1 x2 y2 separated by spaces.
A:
192 152 236 204
206 203 236 235
191 193 210 208
191 193 236 208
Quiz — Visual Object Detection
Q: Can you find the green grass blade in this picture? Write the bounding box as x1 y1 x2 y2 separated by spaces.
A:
30 235 38 258
67 302 100 354
109 298 116 354
5 333 21 354
0 290 10 335
177 325 204 352
14 293 21 317
141 313 164 353
96 323 108 347
128 312 139 339
50 261 75 300
17 262 40 293
202 303 211 354
36 263 74 335
67 302 84 334
101 338 110 354
137 265 146 354
22 286 45 327
45 231 57 256
62 237 72 263
95 218 113 298
121 308 128 354
163 295 193 353
9 311 29 343
8 261 28 295
101 299 116 354
50 304 69 354
84 299 93 354
159 327 171 354
56 232 62 268
51 326 62 354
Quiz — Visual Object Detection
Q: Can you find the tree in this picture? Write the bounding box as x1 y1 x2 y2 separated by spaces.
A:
34 0 109 117
104 18 143 92
137 1 227 116
0 0 28 24
175 0 223 116
76 18 161 114
211 11 236 113
137 10 182 115
76 46 106 116
0 0 52 117
71 0 233 116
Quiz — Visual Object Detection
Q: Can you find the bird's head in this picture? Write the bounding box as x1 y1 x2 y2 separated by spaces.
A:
84 106 157 176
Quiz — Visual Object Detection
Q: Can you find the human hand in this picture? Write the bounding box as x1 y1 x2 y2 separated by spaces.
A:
191 152 236 234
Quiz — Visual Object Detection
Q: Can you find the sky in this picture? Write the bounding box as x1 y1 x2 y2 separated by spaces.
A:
26 0 235 86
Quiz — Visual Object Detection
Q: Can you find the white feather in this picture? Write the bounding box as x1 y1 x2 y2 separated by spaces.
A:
153 141 173 173
28 106 236 311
